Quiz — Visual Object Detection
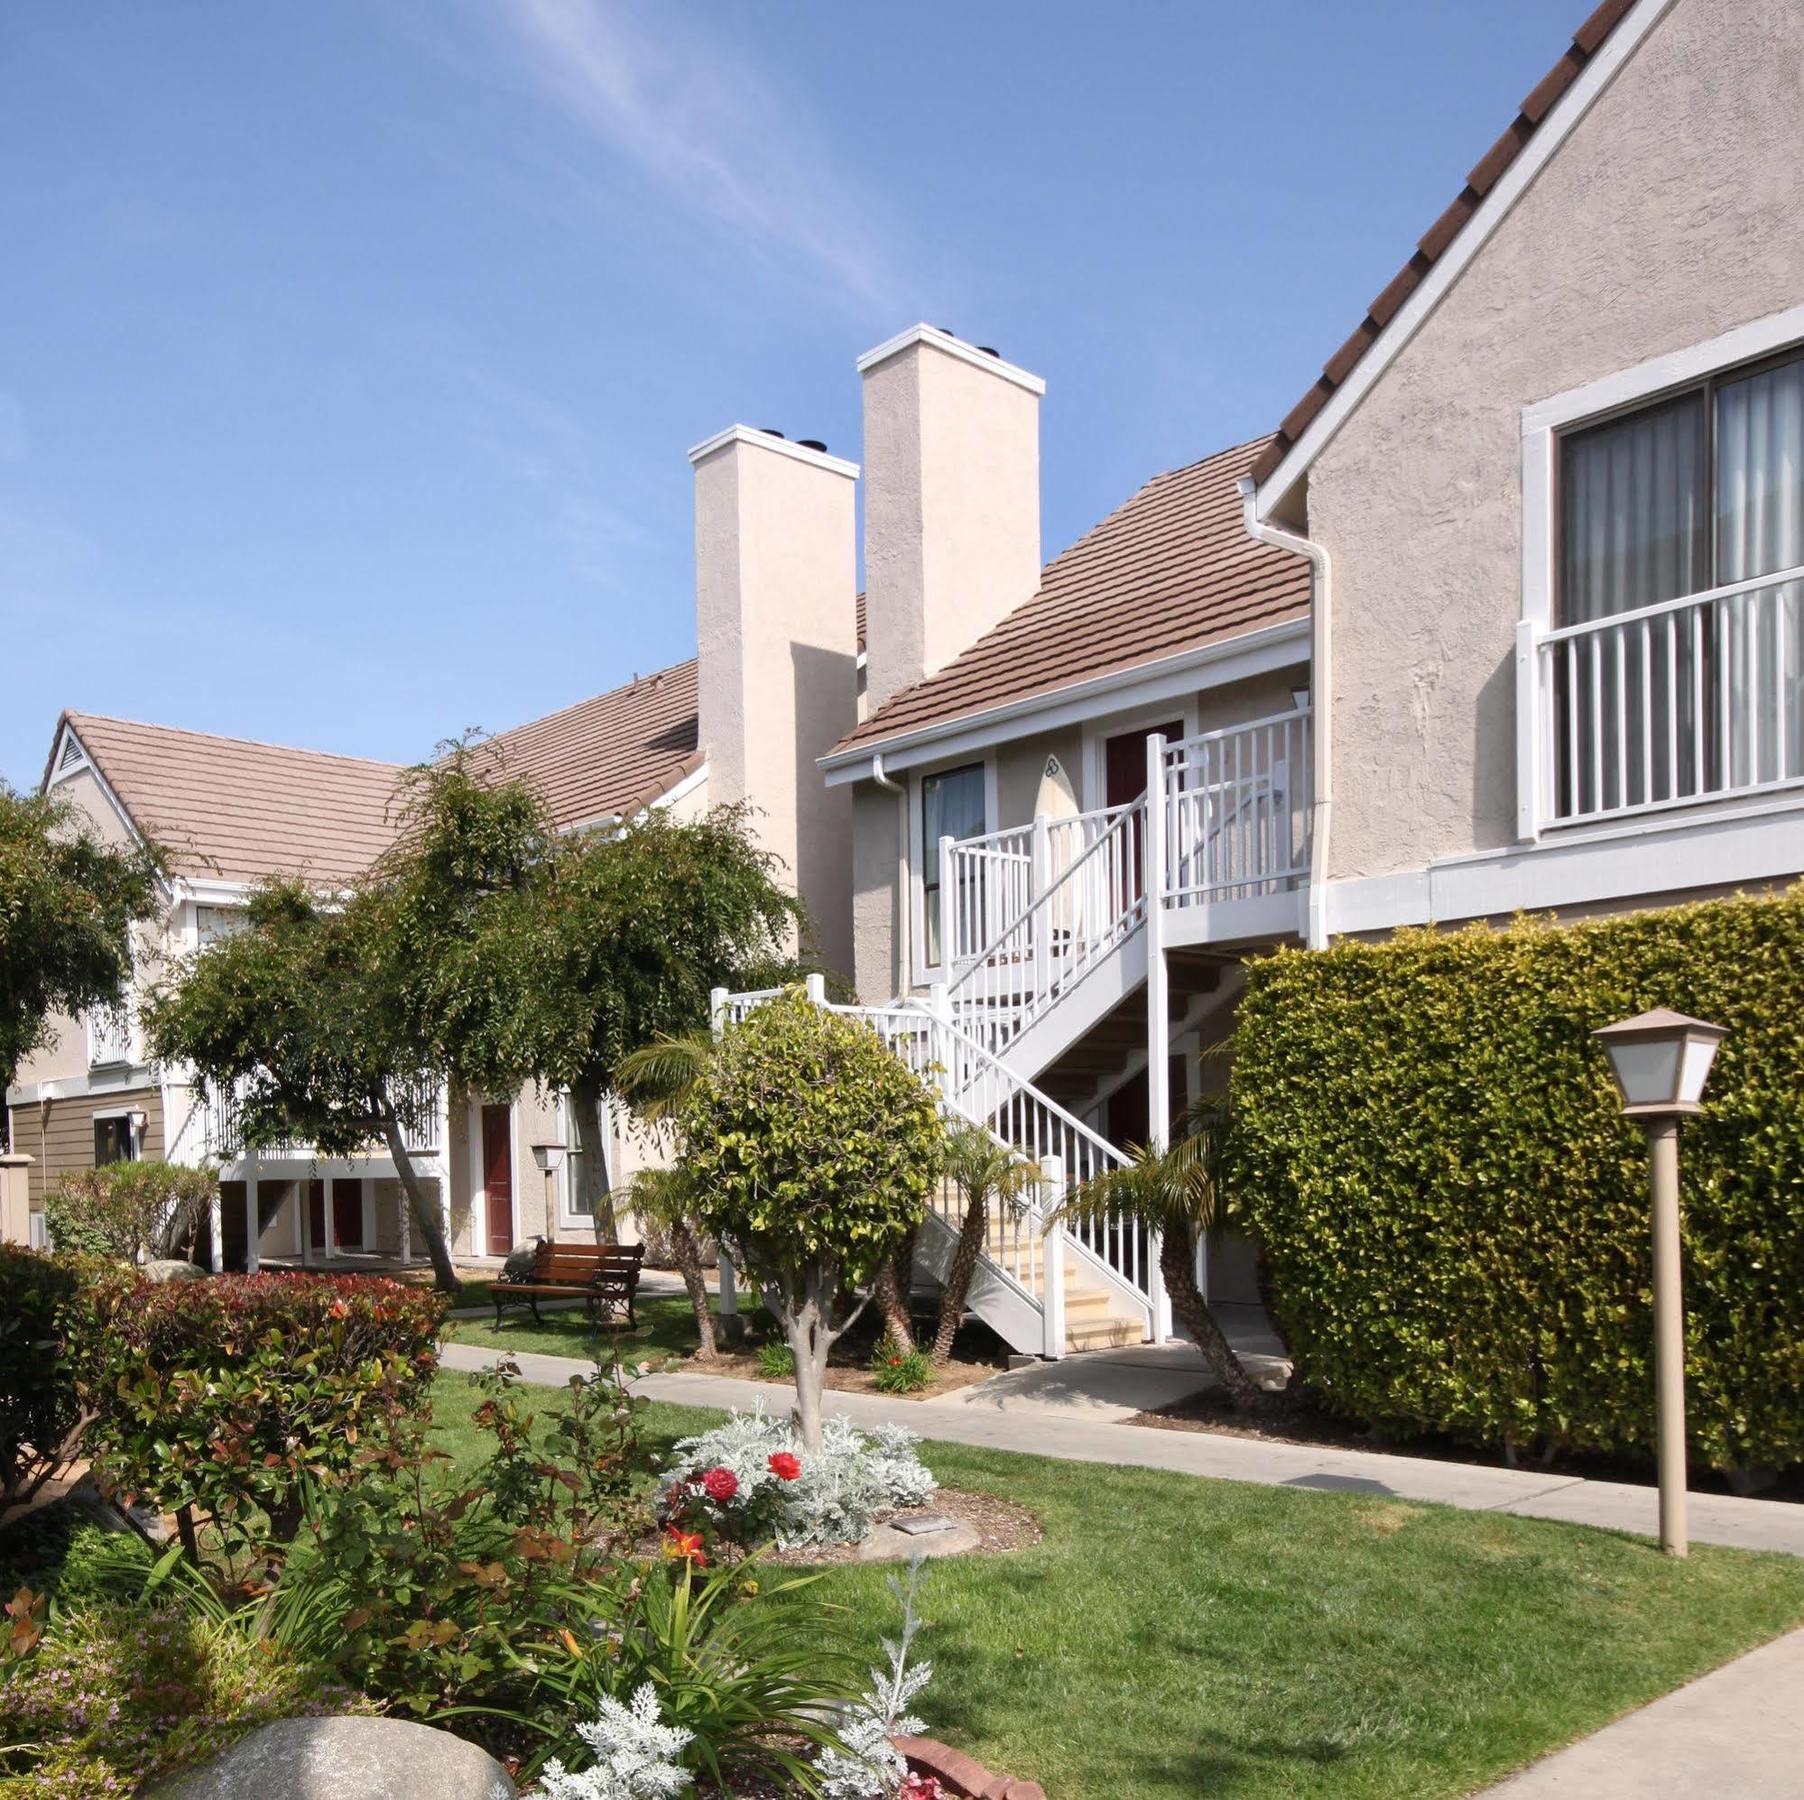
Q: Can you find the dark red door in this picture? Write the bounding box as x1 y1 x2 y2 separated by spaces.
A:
332 1179 364 1250
482 1104 514 1256
307 1179 327 1251
1105 721 1180 900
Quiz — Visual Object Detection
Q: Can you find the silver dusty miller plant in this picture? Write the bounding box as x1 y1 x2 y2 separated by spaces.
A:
815 1556 935 1799
532 1681 694 1800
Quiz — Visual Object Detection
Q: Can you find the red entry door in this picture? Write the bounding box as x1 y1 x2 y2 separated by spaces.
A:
332 1179 364 1251
307 1180 327 1252
1105 721 1180 899
482 1104 514 1256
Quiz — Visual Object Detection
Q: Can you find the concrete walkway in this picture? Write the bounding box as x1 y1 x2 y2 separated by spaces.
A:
435 1339 1804 1557
1478 1624 1804 1795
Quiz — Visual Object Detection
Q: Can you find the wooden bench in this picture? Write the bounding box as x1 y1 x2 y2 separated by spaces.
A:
491 1239 644 1331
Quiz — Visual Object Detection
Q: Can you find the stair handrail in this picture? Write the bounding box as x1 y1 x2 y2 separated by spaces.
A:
942 794 1149 1061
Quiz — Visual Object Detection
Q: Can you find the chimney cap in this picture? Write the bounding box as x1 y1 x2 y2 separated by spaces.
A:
855 324 1045 396
686 424 859 479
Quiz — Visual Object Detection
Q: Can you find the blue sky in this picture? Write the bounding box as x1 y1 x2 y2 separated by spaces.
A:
1 0 1586 787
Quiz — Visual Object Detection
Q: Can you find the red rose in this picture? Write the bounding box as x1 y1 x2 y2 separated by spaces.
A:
701 1466 739 1503
767 1452 802 1482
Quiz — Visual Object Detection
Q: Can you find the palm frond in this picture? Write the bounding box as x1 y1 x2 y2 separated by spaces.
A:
616 1031 715 1124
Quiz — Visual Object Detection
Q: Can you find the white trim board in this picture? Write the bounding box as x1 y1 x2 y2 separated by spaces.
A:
1325 793 1804 935
1254 0 1677 519
822 619 1309 784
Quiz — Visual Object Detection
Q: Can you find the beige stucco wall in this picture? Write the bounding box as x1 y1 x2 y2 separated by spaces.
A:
1307 0 1804 882
862 335 1042 715
694 432 858 980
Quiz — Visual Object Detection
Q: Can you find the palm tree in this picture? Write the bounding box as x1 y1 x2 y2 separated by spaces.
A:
1055 1099 1268 1411
624 1164 718 1361
616 1031 720 1360
932 1124 1043 1365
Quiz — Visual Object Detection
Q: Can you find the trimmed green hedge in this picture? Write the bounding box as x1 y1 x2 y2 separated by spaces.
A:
1230 890 1804 1472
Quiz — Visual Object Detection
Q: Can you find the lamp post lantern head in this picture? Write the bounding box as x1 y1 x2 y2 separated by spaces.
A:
1594 1009 1726 1118
530 1141 568 1176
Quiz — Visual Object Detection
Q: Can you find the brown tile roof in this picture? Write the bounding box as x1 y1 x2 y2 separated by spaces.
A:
833 435 1310 755
468 659 702 829
61 712 406 887
1249 0 1637 487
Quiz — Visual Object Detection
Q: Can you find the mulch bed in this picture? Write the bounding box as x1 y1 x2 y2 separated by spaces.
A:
765 1487 1044 1567
1131 1388 1804 1503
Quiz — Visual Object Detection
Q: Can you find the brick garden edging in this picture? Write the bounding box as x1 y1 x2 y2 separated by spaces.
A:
895 1734 1048 1799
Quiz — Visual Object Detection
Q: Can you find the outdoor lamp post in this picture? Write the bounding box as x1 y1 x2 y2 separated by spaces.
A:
1592 1008 1726 1558
530 1141 567 1237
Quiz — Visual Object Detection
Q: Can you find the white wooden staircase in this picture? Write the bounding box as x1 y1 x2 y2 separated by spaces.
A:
719 708 1312 1359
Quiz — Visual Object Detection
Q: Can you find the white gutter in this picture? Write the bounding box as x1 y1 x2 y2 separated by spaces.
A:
869 752 911 998
1237 476 1332 950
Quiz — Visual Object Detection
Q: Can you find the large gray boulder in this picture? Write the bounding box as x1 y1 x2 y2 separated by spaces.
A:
161 1716 516 1799
142 1258 206 1284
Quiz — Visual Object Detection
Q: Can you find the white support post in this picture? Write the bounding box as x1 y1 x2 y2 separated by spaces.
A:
937 833 955 974
1031 812 1052 1000
928 982 951 1102
323 1174 337 1261
1516 617 1543 842
710 985 729 1036
1144 733 1172 1345
208 1186 223 1273
436 1086 453 1263
1040 1154 1066 1360
804 971 827 1007
244 1160 260 1274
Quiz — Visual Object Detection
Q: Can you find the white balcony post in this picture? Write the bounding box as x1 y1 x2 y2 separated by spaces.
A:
1144 733 1172 1345
1516 617 1543 842
323 1175 337 1262
1040 1153 1066 1360
936 833 956 974
244 1160 260 1274
207 1186 223 1273
1031 812 1052 999
709 986 729 1037
805 971 827 1007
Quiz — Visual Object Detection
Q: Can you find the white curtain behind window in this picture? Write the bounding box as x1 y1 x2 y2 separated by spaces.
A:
1558 395 1706 810
1716 356 1804 787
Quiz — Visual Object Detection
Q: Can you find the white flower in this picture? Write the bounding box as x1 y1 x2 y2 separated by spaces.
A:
531 1682 694 1800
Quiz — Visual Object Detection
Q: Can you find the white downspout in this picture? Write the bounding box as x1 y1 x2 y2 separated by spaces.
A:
1237 476 1333 950
870 752 912 999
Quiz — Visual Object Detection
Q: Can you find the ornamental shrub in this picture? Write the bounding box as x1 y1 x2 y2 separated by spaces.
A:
1230 890 1804 1472
0 1248 80 1507
680 992 945 1449
659 1403 936 1549
66 1270 446 1553
43 1160 216 1263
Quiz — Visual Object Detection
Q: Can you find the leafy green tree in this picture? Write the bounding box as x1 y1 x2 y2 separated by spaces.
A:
0 780 161 1105
426 797 803 1238
679 992 945 1449
1057 1099 1267 1411
931 1125 1042 1366
142 882 460 1291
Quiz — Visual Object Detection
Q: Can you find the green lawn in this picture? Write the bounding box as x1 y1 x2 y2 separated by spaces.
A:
428 1371 1804 1800
445 1291 724 1370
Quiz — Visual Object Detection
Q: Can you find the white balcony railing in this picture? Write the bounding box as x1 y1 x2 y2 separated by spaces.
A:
1523 561 1804 830
199 1075 442 1162
1161 708 1312 905
85 1006 135 1069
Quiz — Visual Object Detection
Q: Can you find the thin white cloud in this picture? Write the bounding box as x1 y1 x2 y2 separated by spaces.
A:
486 0 898 311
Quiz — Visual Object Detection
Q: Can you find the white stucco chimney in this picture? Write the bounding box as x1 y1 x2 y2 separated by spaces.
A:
858 325 1045 714
690 425 859 978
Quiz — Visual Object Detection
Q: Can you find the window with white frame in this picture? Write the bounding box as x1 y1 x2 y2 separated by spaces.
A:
920 763 986 967
1551 344 1804 820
